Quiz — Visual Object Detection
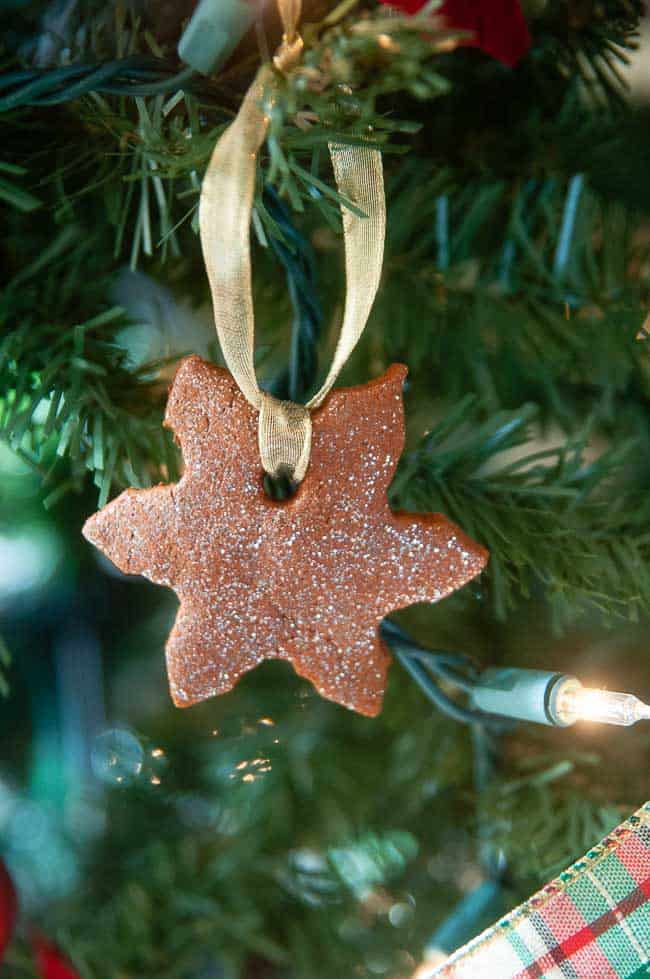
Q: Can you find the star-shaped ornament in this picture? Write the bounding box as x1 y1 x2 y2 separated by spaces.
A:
84 356 488 716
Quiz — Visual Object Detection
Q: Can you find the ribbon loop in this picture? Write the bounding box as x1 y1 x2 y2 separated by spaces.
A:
198 0 385 483
306 143 386 411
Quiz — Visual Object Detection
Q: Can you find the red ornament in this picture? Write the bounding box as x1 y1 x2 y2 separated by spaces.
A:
0 860 80 978
0 859 17 961
378 0 532 66
32 933 81 979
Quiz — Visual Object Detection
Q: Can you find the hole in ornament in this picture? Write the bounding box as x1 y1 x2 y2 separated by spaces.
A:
263 469 298 502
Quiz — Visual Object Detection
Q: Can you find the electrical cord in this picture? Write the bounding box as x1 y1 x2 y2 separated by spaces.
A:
380 620 492 725
0 58 195 111
394 647 485 724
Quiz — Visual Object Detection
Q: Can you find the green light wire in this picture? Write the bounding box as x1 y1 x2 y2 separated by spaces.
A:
0 59 195 112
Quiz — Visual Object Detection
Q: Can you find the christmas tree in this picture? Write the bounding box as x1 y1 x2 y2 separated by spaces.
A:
1 1 650 977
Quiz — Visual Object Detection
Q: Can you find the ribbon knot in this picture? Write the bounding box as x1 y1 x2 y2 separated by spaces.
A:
273 0 304 73
273 33 304 73
258 392 312 483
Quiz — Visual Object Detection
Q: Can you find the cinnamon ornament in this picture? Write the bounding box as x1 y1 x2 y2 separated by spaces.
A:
83 0 488 716
83 356 487 716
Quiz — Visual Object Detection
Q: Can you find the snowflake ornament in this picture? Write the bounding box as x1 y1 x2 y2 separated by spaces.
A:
84 356 487 716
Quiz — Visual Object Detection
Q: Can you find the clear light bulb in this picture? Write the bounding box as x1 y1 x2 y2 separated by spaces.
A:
554 679 650 727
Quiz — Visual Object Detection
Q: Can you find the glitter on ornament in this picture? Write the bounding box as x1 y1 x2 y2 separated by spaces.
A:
83 357 487 716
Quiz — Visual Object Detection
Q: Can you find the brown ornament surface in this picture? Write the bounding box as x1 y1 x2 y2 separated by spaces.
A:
83 356 488 716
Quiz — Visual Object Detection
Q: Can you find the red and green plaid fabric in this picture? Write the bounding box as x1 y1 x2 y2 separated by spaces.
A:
433 802 650 979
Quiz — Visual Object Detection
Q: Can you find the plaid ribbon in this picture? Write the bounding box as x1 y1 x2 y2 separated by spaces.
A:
432 802 650 979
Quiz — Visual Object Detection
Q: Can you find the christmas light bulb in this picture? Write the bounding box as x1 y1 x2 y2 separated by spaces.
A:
553 680 650 727
471 668 650 728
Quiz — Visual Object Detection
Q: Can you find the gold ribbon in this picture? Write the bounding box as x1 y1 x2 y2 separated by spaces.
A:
198 0 385 483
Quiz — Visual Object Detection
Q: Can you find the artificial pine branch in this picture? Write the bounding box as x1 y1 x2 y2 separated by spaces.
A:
392 400 650 621
2 4 650 977
1 0 648 597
